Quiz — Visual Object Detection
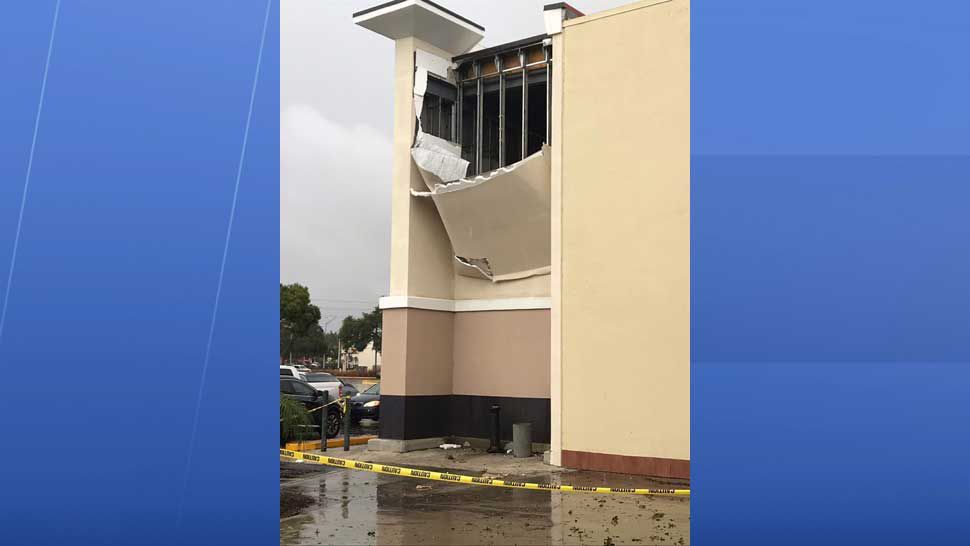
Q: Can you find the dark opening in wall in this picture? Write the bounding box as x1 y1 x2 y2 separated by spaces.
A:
420 75 456 141
526 68 547 156
504 74 523 164
455 37 551 177
481 78 501 173
421 94 455 140
461 82 478 168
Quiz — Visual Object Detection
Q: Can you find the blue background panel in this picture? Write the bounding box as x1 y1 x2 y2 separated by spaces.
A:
693 156 970 364
692 0 970 542
693 360 970 544
0 1 279 544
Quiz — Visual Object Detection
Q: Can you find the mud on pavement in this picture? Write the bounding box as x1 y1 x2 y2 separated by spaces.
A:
280 456 689 545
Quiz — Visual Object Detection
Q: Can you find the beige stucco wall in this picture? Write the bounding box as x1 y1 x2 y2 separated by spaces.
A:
549 29 565 465
389 37 456 300
559 0 690 461
452 310 550 398
379 308 408 395
381 308 454 396
383 307 550 399
453 273 550 300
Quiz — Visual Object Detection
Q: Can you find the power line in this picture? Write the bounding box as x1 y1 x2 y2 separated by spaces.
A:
311 298 379 304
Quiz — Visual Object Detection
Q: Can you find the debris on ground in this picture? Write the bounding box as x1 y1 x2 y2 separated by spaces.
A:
439 443 462 449
280 453 689 544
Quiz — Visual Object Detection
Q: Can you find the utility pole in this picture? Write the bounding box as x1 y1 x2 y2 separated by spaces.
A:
321 315 336 368
372 325 379 372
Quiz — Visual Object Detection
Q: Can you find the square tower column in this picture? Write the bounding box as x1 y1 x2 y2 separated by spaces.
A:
353 1 484 449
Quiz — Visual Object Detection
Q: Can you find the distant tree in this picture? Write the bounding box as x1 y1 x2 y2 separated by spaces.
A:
290 324 327 356
280 283 321 357
338 306 382 353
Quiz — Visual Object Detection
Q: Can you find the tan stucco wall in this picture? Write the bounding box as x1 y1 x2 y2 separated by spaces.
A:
403 307 454 395
389 38 456 300
383 307 550 399
381 307 454 396
452 310 550 398
549 29 565 465
559 0 690 461
380 308 408 396
453 273 550 300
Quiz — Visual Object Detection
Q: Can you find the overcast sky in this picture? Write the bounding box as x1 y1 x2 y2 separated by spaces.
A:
281 0 630 330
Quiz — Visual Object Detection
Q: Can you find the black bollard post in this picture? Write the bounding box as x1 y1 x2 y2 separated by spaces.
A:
487 404 502 453
343 396 352 451
321 391 328 452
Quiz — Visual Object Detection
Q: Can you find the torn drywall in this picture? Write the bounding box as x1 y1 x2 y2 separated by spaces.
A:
455 256 493 279
415 49 451 80
409 63 550 283
412 146 552 282
412 130 469 183
413 66 429 127
413 53 457 133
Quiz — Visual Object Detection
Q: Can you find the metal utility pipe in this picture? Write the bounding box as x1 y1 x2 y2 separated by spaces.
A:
475 62 483 175
497 55 505 168
520 50 528 157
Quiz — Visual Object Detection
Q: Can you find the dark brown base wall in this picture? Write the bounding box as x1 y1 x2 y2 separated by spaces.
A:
379 394 551 443
562 450 690 480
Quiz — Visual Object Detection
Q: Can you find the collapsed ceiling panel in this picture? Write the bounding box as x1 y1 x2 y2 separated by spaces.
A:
412 131 468 184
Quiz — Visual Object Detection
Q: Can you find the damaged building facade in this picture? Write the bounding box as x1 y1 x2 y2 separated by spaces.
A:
354 0 689 478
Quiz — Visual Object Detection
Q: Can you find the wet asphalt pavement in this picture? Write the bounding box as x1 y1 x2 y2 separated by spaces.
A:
347 418 378 437
280 461 689 545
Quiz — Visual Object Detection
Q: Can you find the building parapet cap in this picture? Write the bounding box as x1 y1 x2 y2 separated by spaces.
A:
353 0 484 54
543 2 584 35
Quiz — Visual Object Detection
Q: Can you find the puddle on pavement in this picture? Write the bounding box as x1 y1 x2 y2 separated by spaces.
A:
280 463 689 545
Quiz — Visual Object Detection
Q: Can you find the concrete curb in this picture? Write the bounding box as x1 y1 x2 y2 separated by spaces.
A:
285 435 376 451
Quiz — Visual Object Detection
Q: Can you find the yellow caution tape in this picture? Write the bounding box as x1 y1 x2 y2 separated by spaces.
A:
281 449 690 496
305 396 347 414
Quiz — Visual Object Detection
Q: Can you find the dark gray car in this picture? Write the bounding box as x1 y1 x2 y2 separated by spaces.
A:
280 377 342 438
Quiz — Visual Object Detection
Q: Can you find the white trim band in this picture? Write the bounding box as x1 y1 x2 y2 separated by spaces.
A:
379 295 551 312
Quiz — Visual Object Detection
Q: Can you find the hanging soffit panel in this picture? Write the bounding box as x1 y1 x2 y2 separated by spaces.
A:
353 0 485 54
408 57 551 283
412 141 552 283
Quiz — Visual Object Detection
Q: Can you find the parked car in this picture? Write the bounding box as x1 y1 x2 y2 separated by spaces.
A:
280 377 342 438
280 365 307 381
304 372 346 402
350 383 380 423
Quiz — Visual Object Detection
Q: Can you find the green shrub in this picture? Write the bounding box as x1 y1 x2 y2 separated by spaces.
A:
280 397 314 443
